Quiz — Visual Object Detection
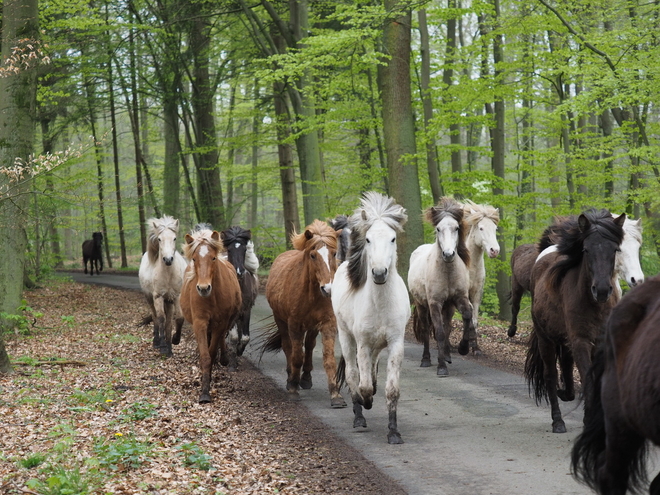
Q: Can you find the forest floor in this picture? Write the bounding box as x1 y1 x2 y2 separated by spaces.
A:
0 275 534 494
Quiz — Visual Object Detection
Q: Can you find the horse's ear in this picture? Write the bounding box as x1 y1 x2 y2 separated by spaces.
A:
635 218 642 228
185 233 194 244
220 231 226 241
304 229 314 240
361 210 368 221
578 214 591 232
174 218 179 230
613 213 626 228
335 229 342 238
245 229 252 239
211 230 220 241
151 220 159 230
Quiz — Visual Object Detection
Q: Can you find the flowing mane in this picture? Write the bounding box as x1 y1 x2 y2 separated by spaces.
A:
462 200 500 226
291 219 338 251
346 191 408 290
329 214 349 231
425 197 470 267
547 209 624 292
146 215 180 265
221 225 252 247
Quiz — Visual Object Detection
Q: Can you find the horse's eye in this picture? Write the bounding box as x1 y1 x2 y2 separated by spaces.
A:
174 237 176 241
311 253 316 259
366 238 371 243
455 226 459 232
213 257 216 261
479 227 483 231
391 238 395 243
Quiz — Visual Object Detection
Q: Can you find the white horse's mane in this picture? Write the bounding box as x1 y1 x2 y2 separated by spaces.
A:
622 216 642 244
462 200 500 226
146 215 179 264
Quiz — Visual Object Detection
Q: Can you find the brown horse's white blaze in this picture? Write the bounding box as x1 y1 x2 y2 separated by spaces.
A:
180 228 242 404
263 219 346 408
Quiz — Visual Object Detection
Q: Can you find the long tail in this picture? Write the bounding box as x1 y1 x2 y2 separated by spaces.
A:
335 356 347 390
571 344 649 492
411 305 429 343
524 329 548 405
256 320 282 363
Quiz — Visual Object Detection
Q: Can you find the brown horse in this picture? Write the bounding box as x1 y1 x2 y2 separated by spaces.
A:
180 227 242 403
572 275 660 495
262 219 347 408
507 243 538 337
525 209 625 433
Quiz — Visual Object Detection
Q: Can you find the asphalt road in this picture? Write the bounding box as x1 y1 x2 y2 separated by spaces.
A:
60 271 657 495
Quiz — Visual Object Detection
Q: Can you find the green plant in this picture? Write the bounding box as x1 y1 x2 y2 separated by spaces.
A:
19 452 47 469
68 388 116 411
177 442 212 471
119 401 157 422
93 434 153 471
0 300 43 335
26 466 91 495
60 315 75 328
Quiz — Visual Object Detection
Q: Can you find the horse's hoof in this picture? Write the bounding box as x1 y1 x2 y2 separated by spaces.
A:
458 339 470 355
437 366 449 377
172 334 181 345
387 431 404 444
199 394 211 404
420 359 431 368
331 396 347 408
471 347 482 357
300 373 313 390
552 421 567 434
363 397 373 410
557 389 575 402
159 346 172 358
507 326 517 338
353 416 367 428
444 355 452 364
287 391 301 402
228 366 238 373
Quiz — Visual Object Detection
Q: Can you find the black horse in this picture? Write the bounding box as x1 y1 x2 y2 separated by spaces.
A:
221 226 258 365
82 232 104 276
329 214 351 263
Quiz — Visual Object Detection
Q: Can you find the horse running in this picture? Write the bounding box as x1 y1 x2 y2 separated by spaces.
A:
180 227 242 403
408 197 475 376
571 274 660 495
329 214 351 263
333 192 409 444
524 209 625 433
262 220 346 408
221 226 259 361
508 215 643 337
138 216 187 357
82 232 104 275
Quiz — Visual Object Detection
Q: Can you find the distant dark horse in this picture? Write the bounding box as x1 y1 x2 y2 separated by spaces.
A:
221 226 259 363
82 232 104 275
572 275 660 495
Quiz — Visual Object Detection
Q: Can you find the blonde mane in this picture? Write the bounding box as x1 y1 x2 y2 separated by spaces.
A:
183 229 225 260
291 219 338 251
462 200 500 226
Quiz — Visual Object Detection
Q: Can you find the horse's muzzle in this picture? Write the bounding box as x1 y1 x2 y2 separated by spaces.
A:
163 257 173 266
591 285 612 303
320 284 332 297
442 252 456 263
196 285 212 297
372 268 388 285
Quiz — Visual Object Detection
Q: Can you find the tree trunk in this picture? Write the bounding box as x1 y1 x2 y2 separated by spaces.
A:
250 80 259 234
0 0 39 373
380 2 423 279
417 9 442 203
443 1 462 194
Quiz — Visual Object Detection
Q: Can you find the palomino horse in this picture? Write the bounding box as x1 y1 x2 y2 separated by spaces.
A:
408 197 474 376
508 215 643 337
330 214 351 263
572 275 660 495
138 216 187 357
180 227 242 403
262 219 346 408
221 226 259 361
525 209 625 433
82 232 104 275
333 192 409 444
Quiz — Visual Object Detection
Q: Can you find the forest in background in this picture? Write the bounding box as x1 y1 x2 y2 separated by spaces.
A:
5 0 660 321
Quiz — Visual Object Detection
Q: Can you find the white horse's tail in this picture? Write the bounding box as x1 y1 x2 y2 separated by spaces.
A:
245 240 260 274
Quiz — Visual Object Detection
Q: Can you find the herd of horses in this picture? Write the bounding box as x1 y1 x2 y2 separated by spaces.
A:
82 191 659 493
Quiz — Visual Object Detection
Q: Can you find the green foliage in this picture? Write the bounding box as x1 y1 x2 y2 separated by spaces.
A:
119 401 157 422
177 442 212 471
0 300 43 335
19 452 47 469
68 387 116 412
26 467 91 495
92 434 153 471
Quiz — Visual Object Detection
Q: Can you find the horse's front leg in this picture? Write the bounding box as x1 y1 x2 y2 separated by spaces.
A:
454 296 476 356
192 319 213 403
537 333 565 433
338 332 365 426
320 321 346 408
385 338 404 444
469 286 483 355
237 311 251 357
153 295 167 355
429 304 449 376
556 344 575 402
300 329 318 390
286 322 304 396
415 305 432 367
172 297 185 346
508 278 525 337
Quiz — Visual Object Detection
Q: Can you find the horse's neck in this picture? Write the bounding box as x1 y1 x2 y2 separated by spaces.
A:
465 228 484 273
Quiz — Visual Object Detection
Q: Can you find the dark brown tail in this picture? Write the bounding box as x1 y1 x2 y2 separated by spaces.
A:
411 305 430 343
138 314 153 326
335 356 347 390
524 329 548 405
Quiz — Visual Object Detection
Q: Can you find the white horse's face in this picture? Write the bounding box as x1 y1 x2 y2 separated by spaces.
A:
616 219 644 287
435 216 459 263
473 216 500 258
157 227 178 266
365 220 397 284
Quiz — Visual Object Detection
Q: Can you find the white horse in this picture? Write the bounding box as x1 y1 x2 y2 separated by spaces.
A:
408 197 475 376
462 200 500 339
138 215 187 357
332 192 409 444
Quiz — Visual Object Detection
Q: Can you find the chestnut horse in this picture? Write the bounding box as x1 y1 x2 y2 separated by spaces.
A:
572 275 660 495
525 209 625 433
180 227 242 403
262 220 347 408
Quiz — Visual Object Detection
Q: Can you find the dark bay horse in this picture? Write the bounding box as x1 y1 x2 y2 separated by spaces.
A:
525 209 625 433
262 219 347 408
82 232 103 275
330 214 350 263
572 275 660 495
180 228 242 403
221 226 258 361
507 243 538 337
